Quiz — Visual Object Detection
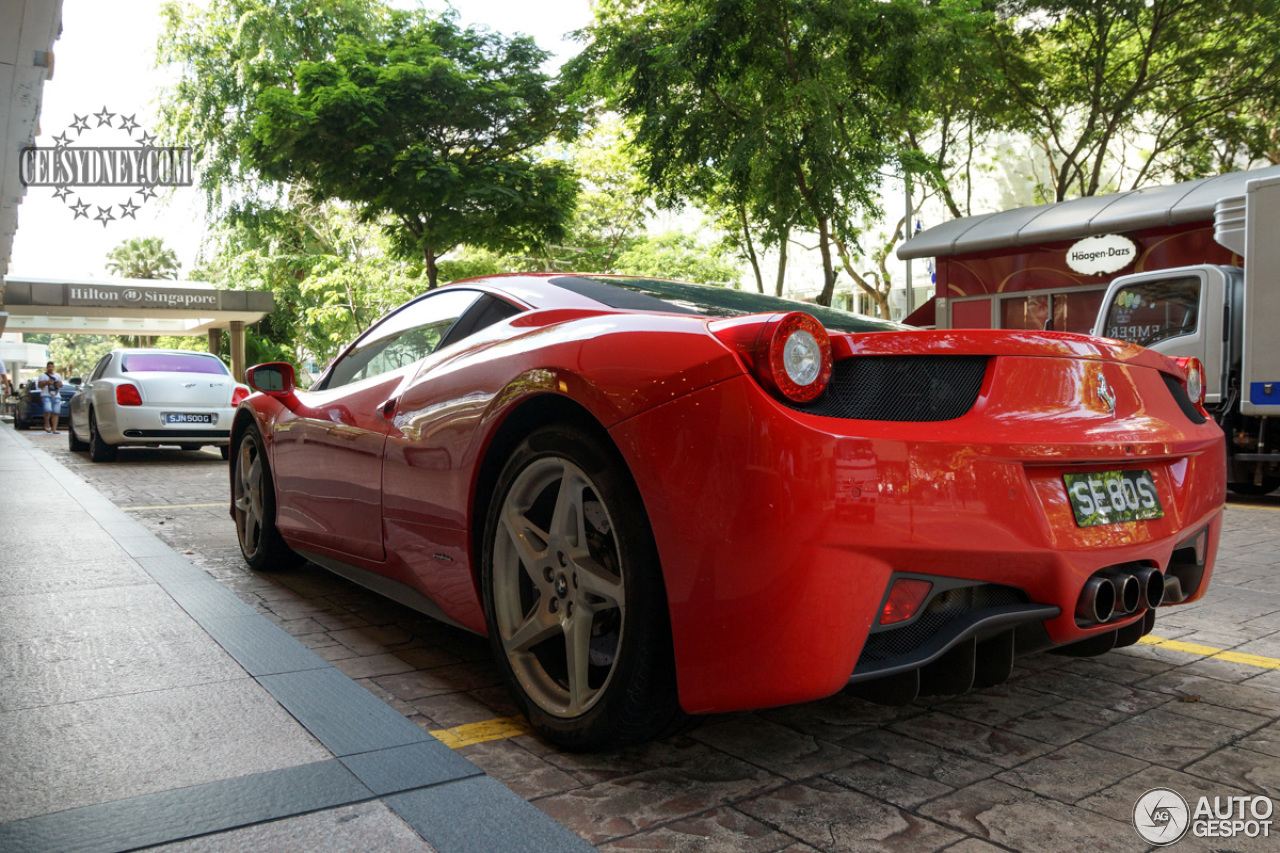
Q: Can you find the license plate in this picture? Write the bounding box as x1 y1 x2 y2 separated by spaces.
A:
165 413 214 425
1063 469 1163 527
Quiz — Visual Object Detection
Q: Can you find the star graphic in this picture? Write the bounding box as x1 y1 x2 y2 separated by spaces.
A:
118 198 141 219
70 199 90 219
119 114 140 135
52 186 72 202
71 114 90 134
95 206 116 227
136 130 156 147
94 106 115 127
136 185 158 201
52 131 72 148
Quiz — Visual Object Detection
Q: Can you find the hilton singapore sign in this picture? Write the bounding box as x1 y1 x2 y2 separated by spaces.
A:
68 285 219 310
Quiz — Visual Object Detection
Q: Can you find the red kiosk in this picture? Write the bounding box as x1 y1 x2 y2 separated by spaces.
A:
897 166 1280 332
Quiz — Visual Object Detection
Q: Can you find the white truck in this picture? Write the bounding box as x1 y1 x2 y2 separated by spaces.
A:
1092 173 1280 495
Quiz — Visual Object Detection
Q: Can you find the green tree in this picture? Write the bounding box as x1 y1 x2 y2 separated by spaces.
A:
573 0 982 306
613 232 741 285
158 0 387 211
246 12 579 288
105 237 181 279
986 0 1280 201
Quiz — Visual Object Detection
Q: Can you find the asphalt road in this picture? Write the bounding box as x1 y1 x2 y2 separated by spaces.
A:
29 429 1280 853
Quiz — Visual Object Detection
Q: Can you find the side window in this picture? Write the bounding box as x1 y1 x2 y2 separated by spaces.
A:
437 295 523 350
89 354 112 382
324 290 482 389
1103 276 1200 346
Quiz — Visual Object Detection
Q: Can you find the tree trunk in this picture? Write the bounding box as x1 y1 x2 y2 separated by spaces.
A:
424 247 439 289
737 204 765 293
816 217 836 307
774 232 789 297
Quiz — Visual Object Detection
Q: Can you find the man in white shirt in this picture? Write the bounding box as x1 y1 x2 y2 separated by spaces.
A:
37 361 63 434
0 359 9 397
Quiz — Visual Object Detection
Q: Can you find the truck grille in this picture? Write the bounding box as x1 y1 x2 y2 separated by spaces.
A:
789 355 988 421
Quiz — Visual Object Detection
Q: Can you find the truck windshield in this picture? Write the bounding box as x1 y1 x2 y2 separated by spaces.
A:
1102 276 1200 347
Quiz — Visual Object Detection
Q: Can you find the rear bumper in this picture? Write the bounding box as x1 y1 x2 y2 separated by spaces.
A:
610 367 1225 715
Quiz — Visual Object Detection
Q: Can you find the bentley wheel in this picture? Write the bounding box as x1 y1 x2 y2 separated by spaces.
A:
482 424 683 751
232 424 303 571
88 411 117 462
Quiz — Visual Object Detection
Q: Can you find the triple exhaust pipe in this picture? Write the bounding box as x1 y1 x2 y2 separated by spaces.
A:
1076 566 1165 626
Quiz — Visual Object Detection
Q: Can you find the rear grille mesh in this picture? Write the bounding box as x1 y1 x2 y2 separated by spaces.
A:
787 355 988 421
857 584 1027 665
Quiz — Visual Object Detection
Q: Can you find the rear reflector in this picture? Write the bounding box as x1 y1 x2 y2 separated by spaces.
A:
880 578 933 625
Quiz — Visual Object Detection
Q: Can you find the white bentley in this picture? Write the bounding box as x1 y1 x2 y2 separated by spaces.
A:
68 349 249 462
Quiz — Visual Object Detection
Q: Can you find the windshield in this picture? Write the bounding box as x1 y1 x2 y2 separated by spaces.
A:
547 275 904 333
1102 276 1200 347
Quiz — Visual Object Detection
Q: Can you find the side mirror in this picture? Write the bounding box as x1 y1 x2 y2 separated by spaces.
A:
245 362 297 397
69 377 83 386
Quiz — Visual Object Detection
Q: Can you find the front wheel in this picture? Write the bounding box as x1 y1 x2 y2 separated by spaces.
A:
231 424 304 571
482 424 683 751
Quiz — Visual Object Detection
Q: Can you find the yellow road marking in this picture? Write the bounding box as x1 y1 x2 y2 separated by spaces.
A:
1226 502 1280 512
125 502 228 511
430 716 532 749
1138 635 1280 670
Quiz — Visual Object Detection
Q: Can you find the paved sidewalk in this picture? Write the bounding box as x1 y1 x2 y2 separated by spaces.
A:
0 424 592 853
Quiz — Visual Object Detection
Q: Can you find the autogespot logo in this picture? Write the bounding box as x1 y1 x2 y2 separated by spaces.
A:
1134 788 1190 845
1135 787 1276 845
17 106 193 227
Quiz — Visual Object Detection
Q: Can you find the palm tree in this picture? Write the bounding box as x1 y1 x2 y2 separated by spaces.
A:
105 237 181 279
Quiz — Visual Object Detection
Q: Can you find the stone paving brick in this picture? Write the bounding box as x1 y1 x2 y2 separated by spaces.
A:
594 806 796 853
738 778 963 853
838 728 1003 789
992 742 1148 804
1184 745 1280 799
888 713 1055 770
1082 706 1243 768
533 747 783 846
689 717 863 782
918 779 1136 853
823 759 953 810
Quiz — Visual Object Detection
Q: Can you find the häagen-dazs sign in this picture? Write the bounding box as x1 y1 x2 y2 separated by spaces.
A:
1066 234 1138 276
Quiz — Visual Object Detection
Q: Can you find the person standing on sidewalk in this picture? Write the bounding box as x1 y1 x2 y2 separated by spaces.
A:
37 361 63 434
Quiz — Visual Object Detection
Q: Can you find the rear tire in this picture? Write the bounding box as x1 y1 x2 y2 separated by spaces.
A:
220 445 231 461
232 423 304 571
481 424 684 751
88 411 117 462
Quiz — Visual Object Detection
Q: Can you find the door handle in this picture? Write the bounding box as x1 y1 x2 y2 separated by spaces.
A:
381 397 399 419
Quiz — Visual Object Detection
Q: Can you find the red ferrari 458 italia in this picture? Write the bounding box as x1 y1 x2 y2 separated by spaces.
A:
230 274 1224 750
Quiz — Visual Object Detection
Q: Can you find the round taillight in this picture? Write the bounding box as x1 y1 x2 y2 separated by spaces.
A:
231 386 250 406
758 312 832 403
115 384 143 406
1175 356 1206 408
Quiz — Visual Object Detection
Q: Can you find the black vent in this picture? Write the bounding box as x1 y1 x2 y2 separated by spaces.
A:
787 355 988 421
858 584 1026 665
1161 371 1208 424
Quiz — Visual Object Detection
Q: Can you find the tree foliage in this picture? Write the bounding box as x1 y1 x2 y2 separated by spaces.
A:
157 0 388 211
572 0 986 306
105 237 181 279
245 12 579 287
